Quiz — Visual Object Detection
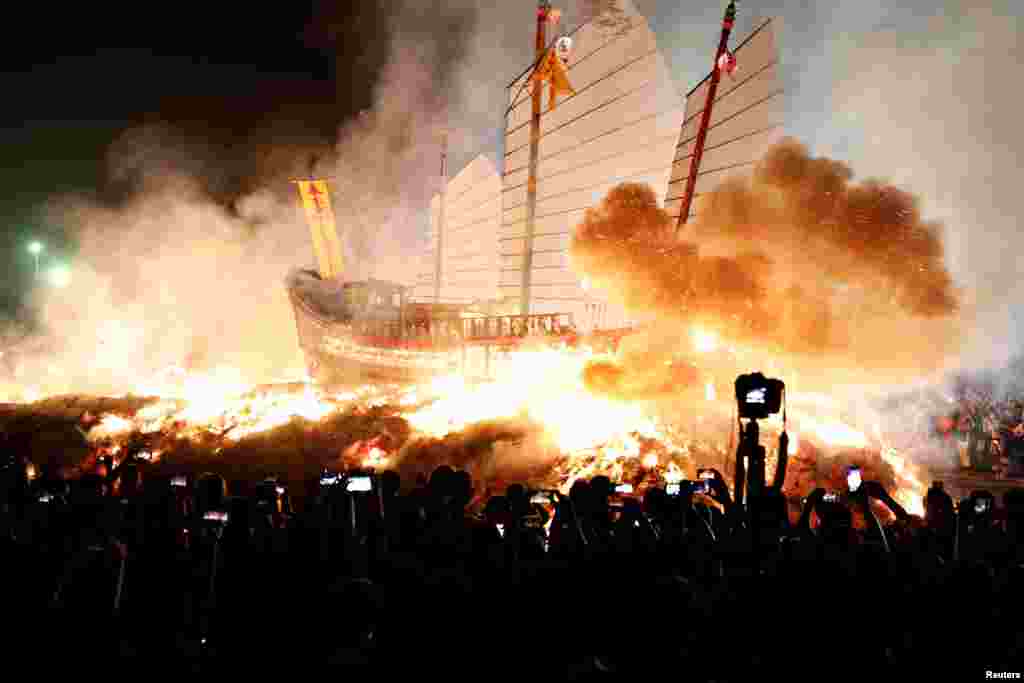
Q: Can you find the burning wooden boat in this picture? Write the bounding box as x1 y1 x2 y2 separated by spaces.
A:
288 267 583 383
287 0 782 384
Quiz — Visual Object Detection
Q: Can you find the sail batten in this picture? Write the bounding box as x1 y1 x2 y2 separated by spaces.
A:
413 154 502 306
667 17 784 225
501 0 684 328
413 3 783 326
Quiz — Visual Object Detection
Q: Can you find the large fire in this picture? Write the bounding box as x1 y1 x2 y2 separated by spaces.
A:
1 335 928 515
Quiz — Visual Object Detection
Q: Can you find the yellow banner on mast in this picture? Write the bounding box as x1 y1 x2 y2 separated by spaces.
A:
531 47 575 110
296 179 345 280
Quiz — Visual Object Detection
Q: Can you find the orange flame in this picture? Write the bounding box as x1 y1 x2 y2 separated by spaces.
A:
7 334 932 510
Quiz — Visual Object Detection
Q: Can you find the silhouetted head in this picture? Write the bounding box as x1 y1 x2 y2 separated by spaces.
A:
506 483 525 502
644 487 666 518
196 472 227 511
569 480 591 512
590 476 611 503
380 470 401 498
429 466 455 500
925 485 955 532
454 470 473 508
506 483 526 516
484 495 509 525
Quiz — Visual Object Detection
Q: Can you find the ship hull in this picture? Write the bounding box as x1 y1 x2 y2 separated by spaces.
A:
290 301 460 385
288 276 640 385
306 345 463 385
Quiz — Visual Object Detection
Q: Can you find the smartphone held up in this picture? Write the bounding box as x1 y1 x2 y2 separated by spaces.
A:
346 475 372 493
846 466 861 493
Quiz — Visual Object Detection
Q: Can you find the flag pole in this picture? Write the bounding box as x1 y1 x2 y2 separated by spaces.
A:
521 1 550 316
435 130 448 304
675 1 737 236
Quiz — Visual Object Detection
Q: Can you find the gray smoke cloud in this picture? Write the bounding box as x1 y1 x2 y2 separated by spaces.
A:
809 0 1024 451
5 0 592 396
824 0 1023 373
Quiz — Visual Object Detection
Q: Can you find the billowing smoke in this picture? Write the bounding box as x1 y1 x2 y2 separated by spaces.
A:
14 178 311 395
700 138 959 318
571 138 963 381
317 0 481 281
824 1 1022 373
0 0 492 398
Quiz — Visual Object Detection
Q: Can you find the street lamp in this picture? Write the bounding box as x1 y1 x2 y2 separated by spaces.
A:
27 241 44 278
47 265 71 288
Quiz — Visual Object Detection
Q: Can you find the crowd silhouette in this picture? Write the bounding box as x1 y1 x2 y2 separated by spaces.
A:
2 445 1022 677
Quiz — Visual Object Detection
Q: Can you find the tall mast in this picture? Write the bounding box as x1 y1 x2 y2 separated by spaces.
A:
434 130 448 303
521 1 549 316
675 1 737 235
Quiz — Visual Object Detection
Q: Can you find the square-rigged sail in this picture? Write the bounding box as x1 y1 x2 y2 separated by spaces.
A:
501 0 684 331
665 19 784 228
413 155 502 305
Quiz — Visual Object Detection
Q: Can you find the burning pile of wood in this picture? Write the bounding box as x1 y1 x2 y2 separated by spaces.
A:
0 383 929 518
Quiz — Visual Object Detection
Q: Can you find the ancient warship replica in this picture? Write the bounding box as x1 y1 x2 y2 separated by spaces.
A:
287 0 782 383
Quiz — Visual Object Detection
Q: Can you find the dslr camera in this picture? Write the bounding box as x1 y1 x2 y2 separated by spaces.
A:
735 372 785 420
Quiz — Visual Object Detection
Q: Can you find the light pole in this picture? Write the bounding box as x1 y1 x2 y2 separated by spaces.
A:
27 241 43 279
48 265 71 289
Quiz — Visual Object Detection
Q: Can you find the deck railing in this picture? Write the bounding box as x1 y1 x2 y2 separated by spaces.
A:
351 312 576 346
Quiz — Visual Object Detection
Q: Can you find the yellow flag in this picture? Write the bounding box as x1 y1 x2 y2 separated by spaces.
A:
547 49 575 109
297 180 345 280
531 49 575 110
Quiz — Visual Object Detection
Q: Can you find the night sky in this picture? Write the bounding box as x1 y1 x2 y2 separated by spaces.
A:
0 0 390 316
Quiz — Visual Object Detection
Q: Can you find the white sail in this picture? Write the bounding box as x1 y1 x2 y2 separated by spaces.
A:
665 18 784 227
413 154 502 305
500 0 684 330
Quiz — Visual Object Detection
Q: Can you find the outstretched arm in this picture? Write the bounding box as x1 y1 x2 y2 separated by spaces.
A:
772 432 789 491
733 445 746 509
797 488 826 536
862 481 910 523
703 469 741 529
850 488 891 553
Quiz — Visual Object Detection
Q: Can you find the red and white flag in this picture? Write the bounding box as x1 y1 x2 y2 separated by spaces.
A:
717 49 737 77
